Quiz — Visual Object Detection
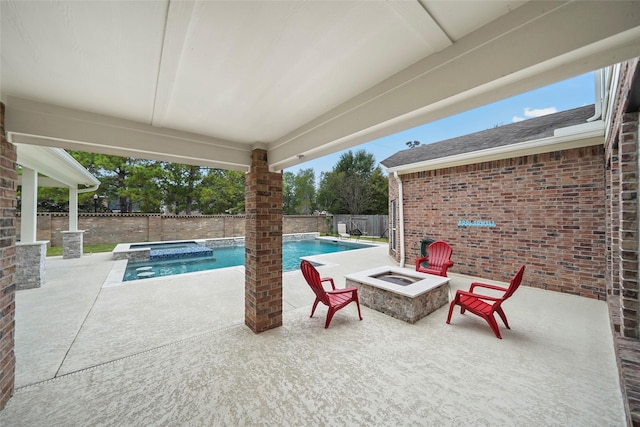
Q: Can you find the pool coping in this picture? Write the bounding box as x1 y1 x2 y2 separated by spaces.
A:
104 234 379 287
112 233 323 261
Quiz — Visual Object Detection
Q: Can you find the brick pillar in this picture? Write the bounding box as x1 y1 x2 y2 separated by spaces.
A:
619 112 640 339
244 149 283 333
0 102 17 409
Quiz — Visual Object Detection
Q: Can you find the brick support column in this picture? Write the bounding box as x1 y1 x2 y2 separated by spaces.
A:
0 102 17 410
244 149 283 333
619 112 640 339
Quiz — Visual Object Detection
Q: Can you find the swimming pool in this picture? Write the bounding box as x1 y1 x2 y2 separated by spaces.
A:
123 239 372 281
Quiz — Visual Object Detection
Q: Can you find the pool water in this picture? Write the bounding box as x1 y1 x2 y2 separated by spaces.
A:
123 239 372 281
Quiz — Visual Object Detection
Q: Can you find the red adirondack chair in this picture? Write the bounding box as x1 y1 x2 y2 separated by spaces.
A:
446 265 526 339
415 241 454 277
300 259 363 329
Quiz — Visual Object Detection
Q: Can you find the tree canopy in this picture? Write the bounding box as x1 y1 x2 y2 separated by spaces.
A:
25 149 388 215
316 150 388 215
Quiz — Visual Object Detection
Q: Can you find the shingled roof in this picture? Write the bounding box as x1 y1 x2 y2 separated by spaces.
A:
381 104 596 169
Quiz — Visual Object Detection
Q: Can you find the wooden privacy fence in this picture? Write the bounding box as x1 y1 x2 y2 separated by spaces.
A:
332 215 389 238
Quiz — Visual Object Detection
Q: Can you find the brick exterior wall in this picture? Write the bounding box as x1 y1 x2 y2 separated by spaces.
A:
17 213 330 246
604 59 640 426
0 103 17 410
606 59 640 339
244 149 283 333
390 146 606 299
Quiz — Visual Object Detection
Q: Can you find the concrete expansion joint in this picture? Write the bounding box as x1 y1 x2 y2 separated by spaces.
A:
12 321 245 394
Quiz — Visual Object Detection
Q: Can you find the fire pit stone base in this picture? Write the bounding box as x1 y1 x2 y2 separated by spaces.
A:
345 266 450 324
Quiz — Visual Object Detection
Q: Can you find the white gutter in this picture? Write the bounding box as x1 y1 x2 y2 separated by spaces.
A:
77 185 99 194
587 69 603 122
393 171 405 268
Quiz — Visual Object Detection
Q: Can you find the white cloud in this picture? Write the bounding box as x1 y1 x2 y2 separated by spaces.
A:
512 106 557 123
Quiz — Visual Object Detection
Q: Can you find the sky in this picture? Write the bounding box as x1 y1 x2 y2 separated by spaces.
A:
285 72 595 180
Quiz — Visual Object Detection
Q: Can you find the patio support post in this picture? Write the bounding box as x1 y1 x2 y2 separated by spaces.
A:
69 186 78 232
0 102 17 410
20 166 37 243
16 166 48 287
62 187 83 259
244 148 283 333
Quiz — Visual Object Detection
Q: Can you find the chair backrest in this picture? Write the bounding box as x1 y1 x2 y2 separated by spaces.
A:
300 260 330 305
338 223 347 234
427 241 453 268
502 265 526 300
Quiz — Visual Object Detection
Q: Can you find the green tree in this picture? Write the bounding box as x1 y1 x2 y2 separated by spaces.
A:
282 171 296 215
293 168 316 214
316 170 341 213
316 149 387 215
282 169 316 214
36 186 68 212
161 164 202 214
70 152 164 213
199 169 245 214
367 168 389 214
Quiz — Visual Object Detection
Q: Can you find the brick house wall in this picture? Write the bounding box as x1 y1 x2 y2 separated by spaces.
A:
389 145 606 299
0 103 17 410
603 59 640 426
605 58 640 338
16 213 330 246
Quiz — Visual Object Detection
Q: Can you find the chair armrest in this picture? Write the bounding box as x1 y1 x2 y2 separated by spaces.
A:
327 286 358 295
415 257 428 269
455 289 500 302
321 277 336 290
469 282 507 293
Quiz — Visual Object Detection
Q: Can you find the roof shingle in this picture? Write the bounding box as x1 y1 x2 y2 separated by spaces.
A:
381 104 595 169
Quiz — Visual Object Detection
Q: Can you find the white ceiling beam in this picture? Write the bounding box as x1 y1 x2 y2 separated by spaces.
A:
6 97 252 171
151 0 196 128
268 0 640 171
386 0 452 52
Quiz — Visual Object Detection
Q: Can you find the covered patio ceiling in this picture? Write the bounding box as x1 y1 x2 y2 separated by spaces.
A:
2 1 640 171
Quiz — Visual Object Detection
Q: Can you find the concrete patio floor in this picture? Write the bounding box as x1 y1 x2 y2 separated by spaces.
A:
0 244 626 426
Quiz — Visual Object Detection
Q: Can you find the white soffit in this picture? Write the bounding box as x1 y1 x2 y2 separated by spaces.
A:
15 143 100 189
1 1 639 172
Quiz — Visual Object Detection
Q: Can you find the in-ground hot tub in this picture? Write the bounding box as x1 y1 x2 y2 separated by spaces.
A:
345 266 450 324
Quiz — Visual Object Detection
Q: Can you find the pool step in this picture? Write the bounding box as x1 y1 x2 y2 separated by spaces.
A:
136 271 155 278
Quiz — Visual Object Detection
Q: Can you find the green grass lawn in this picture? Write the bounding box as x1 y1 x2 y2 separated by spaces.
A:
47 243 117 257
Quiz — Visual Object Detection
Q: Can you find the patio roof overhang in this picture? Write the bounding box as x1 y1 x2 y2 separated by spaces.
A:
15 143 100 190
1 1 640 170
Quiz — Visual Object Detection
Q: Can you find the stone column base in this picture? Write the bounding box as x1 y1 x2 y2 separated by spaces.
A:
16 241 48 290
62 230 84 259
